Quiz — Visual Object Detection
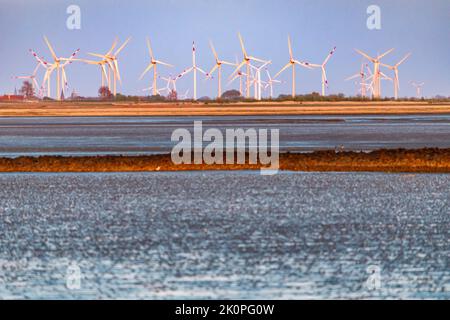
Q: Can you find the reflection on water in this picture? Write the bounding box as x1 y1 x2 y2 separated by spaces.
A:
0 171 449 299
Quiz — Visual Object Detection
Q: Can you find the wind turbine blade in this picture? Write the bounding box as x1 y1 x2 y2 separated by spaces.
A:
377 48 394 60
345 74 360 81
208 64 219 77
146 37 155 60
197 67 207 75
62 67 68 89
355 49 375 62
88 53 107 59
114 60 121 83
32 78 39 89
43 36 58 61
62 48 80 66
274 63 291 79
229 60 246 79
32 63 40 75
139 63 154 80
295 60 314 69
396 53 411 67
248 56 267 64
115 37 131 56
209 40 218 60
221 60 236 67
288 35 293 60
177 67 193 79
379 72 392 81
107 37 119 55
322 46 336 65
101 64 108 82
29 49 49 68
155 60 173 68
228 74 240 86
380 62 393 69
238 32 247 57
323 68 328 88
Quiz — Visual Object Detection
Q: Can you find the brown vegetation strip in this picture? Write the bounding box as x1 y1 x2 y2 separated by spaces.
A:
1 101 450 116
1 149 450 173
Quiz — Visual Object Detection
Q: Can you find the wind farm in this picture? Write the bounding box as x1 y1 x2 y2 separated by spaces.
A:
0 0 449 302
4 30 447 106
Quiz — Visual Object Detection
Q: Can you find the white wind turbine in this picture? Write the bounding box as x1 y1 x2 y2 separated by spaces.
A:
179 89 190 100
381 53 411 99
230 33 268 99
29 49 53 98
36 36 79 100
13 63 41 95
411 81 425 98
89 37 131 97
265 68 282 99
274 35 312 98
364 65 393 98
345 63 369 98
207 41 235 99
139 37 173 96
250 60 271 100
228 69 247 97
355 48 394 99
176 42 208 101
308 46 337 96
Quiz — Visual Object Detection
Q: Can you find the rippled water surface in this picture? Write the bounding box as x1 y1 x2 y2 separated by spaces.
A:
1 115 450 156
0 171 449 299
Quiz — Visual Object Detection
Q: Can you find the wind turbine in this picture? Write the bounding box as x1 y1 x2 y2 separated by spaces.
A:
176 41 208 101
89 37 131 97
179 89 190 100
308 46 337 96
345 63 368 98
41 36 80 100
139 37 173 96
355 48 394 99
230 33 268 99
13 63 41 95
207 41 235 99
274 35 312 98
411 81 424 98
228 70 247 97
250 61 271 100
381 53 411 99
364 65 393 98
265 68 281 99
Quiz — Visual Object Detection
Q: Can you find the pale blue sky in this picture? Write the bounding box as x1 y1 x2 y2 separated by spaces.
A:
0 0 449 98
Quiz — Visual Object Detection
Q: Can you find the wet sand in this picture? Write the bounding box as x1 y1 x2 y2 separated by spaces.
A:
1 101 450 116
1 148 449 173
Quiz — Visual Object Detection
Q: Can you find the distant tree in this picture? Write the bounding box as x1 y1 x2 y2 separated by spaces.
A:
98 86 112 99
221 89 241 100
19 80 34 98
198 96 211 101
167 89 178 101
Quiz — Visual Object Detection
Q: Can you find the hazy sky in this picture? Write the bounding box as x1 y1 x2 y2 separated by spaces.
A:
0 0 449 98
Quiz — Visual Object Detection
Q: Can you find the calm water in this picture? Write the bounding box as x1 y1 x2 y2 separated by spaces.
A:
0 171 448 299
1 115 450 156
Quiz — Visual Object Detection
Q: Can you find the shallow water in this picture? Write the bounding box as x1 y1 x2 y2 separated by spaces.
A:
0 171 448 299
1 115 450 157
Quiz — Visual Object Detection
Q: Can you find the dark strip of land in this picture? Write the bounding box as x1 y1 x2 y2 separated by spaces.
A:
0 148 449 173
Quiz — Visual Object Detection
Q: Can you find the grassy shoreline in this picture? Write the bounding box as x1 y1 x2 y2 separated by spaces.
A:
1 148 449 173
1 101 450 117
